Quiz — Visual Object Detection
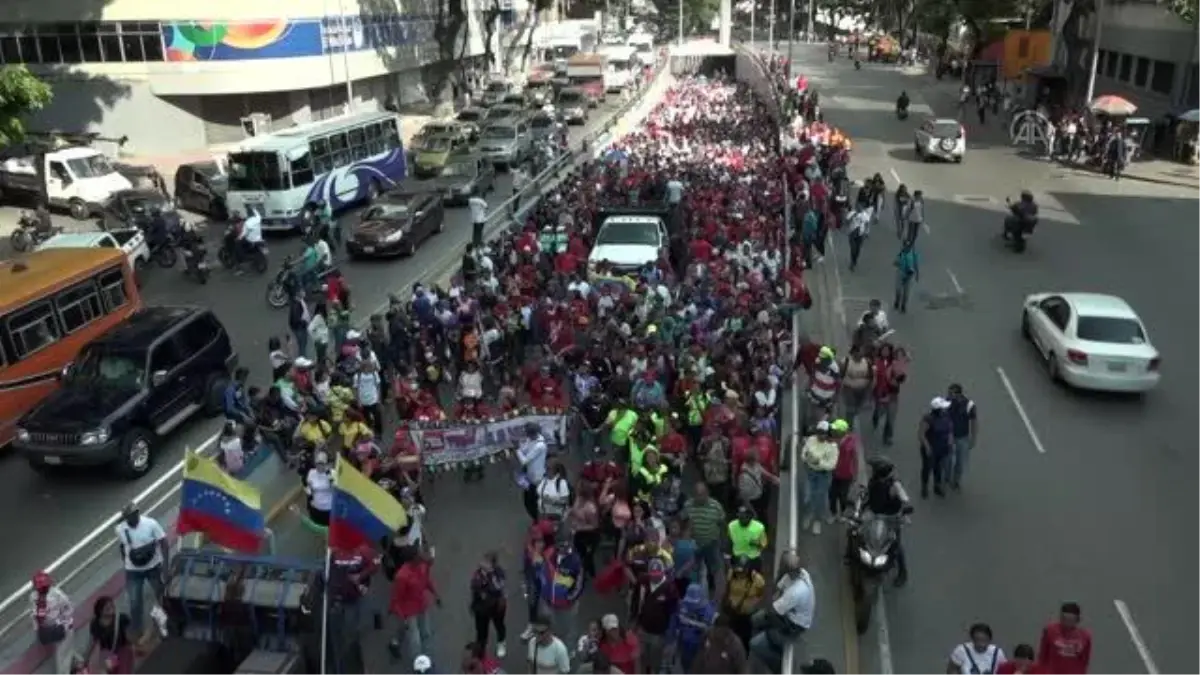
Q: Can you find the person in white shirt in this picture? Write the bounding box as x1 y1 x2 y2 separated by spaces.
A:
527 618 571 674
458 360 484 400
537 462 572 520
305 452 334 527
354 360 383 434
314 236 333 267
468 195 488 246
749 550 813 671
947 624 1007 674
219 421 245 475
666 178 684 205
847 203 872 272
517 422 548 520
115 505 169 640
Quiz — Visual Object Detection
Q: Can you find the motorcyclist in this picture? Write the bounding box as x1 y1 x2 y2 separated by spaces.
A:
1005 190 1039 238
179 220 205 269
237 206 265 270
316 200 339 252
145 204 170 254
861 456 912 586
33 202 53 235
297 233 331 291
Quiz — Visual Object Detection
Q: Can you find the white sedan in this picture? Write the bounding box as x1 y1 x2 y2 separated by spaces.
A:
1021 292 1161 393
914 117 966 163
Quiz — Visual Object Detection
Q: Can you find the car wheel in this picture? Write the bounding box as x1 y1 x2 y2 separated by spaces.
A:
203 373 230 418
954 155 964 164
435 218 445 234
1046 352 1061 382
68 198 90 221
402 239 417 256
1020 311 1031 340
115 430 154 479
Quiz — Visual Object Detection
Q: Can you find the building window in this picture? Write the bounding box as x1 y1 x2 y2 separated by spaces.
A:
1104 50 1118 78
1134 56 1150 87
1149 60 1175 95
0 20 161 64
1018 37 1030 59
1118 53 1133 81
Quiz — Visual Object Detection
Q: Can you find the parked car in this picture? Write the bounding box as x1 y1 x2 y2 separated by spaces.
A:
14 306 237 478
478 121 533 170
37 230 151 277
419 154 496 205
98 188 182 233
174 160 228 221
346 189 445 257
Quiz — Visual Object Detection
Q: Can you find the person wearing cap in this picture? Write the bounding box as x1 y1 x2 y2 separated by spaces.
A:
632 554 679 673
305 451 335 527
115 504 169 642
918 396 955 498
598 614 640 674
804 346 841 428
29 570 74 674
721 555 766 649
726 506 768 571
829 419 858 517
862 457 911 586
800 421 839 534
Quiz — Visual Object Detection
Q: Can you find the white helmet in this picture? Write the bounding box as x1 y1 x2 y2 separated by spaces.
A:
413 655 433 673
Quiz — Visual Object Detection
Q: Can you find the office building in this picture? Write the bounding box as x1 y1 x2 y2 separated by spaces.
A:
2 0 493 156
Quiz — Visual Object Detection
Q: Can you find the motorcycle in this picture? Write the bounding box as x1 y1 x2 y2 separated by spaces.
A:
218 223 269 274
1001 198 1037 253
180 241 210 284
265 256 333 309
842 493 910 634
148 232 179 269
854 59 862 70
8 212 59 252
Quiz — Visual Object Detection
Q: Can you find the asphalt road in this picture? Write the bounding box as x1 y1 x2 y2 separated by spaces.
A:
0 100 627 611
783 44 1198 674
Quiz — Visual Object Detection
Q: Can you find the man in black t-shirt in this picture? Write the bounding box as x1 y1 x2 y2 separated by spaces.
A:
634 559 679 673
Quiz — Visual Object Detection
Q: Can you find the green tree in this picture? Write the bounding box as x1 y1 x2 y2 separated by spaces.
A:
654 0 721 37
0 65 52 147
954 0 1019 56
1165 0 1197 23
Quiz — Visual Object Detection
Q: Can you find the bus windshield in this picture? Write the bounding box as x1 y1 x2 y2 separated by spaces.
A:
228 151 286 191
609 58 631 70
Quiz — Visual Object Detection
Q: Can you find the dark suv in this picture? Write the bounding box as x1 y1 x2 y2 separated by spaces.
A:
14 307 237 479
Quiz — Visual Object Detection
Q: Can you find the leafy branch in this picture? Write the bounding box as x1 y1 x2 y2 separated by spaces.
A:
0 66 53 147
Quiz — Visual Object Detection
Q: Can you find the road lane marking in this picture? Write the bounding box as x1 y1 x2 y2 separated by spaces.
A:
1114 599 1160 674
889 166 903 185
946 268 964 294
876 592 895 673
995 366 1047 454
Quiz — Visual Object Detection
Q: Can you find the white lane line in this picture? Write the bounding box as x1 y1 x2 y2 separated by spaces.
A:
889 166 903 184
946 268 964 294
1114 599 1161 674
995 367 1048 454
876 592 895 674
922 221 931 235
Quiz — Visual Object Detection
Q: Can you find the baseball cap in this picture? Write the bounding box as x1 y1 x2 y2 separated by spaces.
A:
413 655 433 673
816 420 831 433
818 345 835 359
930 396 951 410
601 614 620 630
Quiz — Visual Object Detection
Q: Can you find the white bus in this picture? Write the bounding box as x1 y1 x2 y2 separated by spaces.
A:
224 111 406 232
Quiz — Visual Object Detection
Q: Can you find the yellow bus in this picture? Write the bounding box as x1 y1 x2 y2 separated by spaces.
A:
0 248 142 447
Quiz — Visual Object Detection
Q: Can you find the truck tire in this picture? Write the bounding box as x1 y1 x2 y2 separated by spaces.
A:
68 199 90 221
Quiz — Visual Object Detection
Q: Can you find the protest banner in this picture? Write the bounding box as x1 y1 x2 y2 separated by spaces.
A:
407 412 569 470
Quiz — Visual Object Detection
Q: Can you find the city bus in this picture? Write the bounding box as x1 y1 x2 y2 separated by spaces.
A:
0 248 141 447
599 45 638 92
224 111 407 232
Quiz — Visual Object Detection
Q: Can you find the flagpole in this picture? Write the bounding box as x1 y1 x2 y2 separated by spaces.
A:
320 546 332 675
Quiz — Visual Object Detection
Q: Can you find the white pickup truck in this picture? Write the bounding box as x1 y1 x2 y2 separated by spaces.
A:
37 229 151 272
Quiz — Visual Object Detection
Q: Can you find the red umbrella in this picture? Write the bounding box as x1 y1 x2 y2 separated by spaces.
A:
1089 94 1137 116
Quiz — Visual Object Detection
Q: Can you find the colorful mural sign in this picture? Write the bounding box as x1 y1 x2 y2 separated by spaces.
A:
162 16 436 62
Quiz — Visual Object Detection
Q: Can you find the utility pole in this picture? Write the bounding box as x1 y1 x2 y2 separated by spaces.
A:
785 0 795 65
750 0 756 45
1083 0 1104 103
768 0 776 49
806 0 814 42
678 0 684 45
338 0 354 111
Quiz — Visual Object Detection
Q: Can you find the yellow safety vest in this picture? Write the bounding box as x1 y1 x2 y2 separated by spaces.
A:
635 464 669 498
686 392 709 426
631 442 657 473
610 409 638 446
650 412 666 438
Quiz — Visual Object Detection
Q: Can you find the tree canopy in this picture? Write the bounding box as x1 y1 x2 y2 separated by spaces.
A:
0 66 53 147
1164 0 1197 23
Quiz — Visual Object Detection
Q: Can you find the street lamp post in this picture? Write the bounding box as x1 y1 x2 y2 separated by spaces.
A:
751 1 756 45
785 0 795 66
1084 0 1105 103
678 0 684 45
338 0 354 111
768 0 775 49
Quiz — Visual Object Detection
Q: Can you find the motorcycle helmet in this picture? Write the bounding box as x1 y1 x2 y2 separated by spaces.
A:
1020 189 1034 203
867 456 895 480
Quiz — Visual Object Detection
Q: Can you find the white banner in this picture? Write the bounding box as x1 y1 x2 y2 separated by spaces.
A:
407 413 568 469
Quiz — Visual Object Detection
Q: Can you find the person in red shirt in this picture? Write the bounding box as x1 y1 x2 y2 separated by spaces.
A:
658 417 688 472
389 550 441 661
997 644 1047 674
597 613 641 674
689 236 714 263
462 642 504 674
751 426 780 474
728 428 754 478
1037 602 1093 674
829 421 858 515
554 248 578 275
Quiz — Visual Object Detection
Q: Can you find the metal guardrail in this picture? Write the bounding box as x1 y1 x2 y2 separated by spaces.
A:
0 59 670 662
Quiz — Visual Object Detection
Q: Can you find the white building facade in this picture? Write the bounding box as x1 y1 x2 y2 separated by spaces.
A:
3 0 493 157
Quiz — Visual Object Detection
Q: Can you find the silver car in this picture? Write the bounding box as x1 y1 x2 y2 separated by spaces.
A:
914 117 966 163
554 88 589 124
478 122 531 169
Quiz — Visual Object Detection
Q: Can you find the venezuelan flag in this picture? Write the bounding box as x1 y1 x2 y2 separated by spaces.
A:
329 457 407 551
177 449 266 553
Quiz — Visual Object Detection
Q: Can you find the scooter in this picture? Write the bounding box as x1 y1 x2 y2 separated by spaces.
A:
8 212 59 252
218 223 269 274
180 241 210 284
265 256 333 308
842 494 910 634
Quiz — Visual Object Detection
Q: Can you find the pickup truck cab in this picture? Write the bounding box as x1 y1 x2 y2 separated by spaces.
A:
588 214 669 277
37 230 151 275
0 145 132 220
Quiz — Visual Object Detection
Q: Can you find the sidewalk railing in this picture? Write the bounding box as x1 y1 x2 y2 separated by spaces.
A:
0 59 672 670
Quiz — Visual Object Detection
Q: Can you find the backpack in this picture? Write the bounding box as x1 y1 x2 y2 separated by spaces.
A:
896 250 916 278
960 644 1000 674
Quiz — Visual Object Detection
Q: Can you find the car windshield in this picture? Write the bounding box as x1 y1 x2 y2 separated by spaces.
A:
483 126 516 140
531 116 554 128
558 91 583 103
422 137 453 152
424 125 454 136
1076 316 1146 344
441 162 476 178
596 221 660 246
65 154 116 179
486 82 508 93
931 121 961 138
118 192 169 214
69 349 145 393
228 151 286 191
365 204 411 220
457 110 482 122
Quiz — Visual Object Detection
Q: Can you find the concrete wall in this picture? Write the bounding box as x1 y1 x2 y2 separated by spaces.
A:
1092 0 1197 116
